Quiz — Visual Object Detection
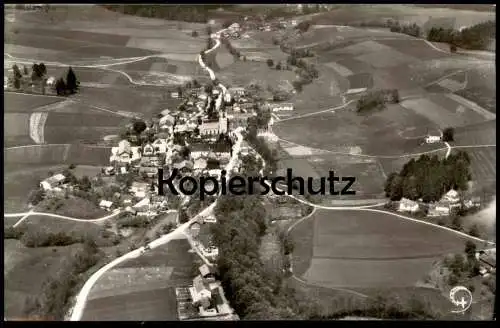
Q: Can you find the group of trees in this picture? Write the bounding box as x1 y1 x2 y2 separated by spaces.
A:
102 5 235 23
10 63 79 96
387 20 422 38
296 20 312 33
356 89 399 114
384 151 472 202
221 37 242 60
427 20 495 51
444 241 481 287
286 56 320 93
55 67 79 96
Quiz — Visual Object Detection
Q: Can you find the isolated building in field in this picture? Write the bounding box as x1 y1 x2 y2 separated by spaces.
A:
270 103 294 112
40 173 66 191
425 135 441 144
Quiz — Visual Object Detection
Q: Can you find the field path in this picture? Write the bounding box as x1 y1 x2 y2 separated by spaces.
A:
8 209 122 228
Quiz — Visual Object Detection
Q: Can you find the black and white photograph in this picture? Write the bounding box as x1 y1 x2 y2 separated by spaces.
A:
4 4 496 321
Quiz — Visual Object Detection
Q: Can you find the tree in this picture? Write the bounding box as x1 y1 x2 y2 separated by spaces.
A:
267 59 274 68
23 65 29 75
32 63 42 81
297 20 311 32
79 176 92 192
12 64 22 79
55 78 66 96
468 224 480 237
28 188 45 206
132 119 147 135
191 30 199 37
442 127 454 142
66 67 79 94
450 44 457 53
275 63 281 70
464 241 477 259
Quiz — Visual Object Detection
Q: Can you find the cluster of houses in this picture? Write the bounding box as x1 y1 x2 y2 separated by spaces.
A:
397 189 481 216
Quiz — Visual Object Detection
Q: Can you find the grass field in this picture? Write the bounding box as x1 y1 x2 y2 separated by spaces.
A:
17 215 119 245
290 209 473 289
4 239 86 319
43 112 127 144
454 120 496 146
400 95 490 128
274 103 441 156
4 163 68 212
5 93 65 113
82 238 194 321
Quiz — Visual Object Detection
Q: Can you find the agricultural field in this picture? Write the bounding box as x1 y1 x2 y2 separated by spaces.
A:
273 103 442 157
43 111 128 144
306 154 387 200
399 94 491 128
217 60 296 91
4 163 68 212
290 209 474 289
82 239 195 321
309 4 494 29
4 239 87 319
4 93 64 113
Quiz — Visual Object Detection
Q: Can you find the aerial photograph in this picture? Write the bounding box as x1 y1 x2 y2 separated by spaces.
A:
4 4 496 321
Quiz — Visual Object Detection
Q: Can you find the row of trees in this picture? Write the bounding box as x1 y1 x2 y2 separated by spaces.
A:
356 89 399 113
427 20 495 51
384 151 472 202
102 5 235 23
387 20 422 38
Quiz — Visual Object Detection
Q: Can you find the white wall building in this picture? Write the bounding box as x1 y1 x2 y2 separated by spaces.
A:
398 198 419 213
425 135 441 144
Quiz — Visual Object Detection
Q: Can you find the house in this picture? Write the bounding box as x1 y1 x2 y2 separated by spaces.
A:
159 114 175 126
171 91 179 99
203 213 217 224
189 275 219 309
133 197 157 217
199 119 220 136
99 200 113 211
130 182 150 198
428 202 451 216
139 166 158 178
46 76 55 86
443 189 460 205
425 135 441 144
152 139 169 154
40 173 66 191
464 197 481 209
173 160 194 174
110 140 141 165
104 166 115 176
160 109 171 116
398 198 419 213
270 103 294 112
142 143 155 157
228 87 246 97
199 264 216 280
194 158 208 171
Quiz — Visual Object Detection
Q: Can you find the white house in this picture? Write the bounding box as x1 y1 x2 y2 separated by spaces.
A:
40 173 66 191
130 182 149 199
99 200 113 211
171 91 179 99
46 76 56 86
425 135 441 144
142 143 155 157
398 198 419 213
189 275 218 309
443 189 460 205
159 114 175 127
271 103 294 112
194 158 208 171
428 202 451 216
